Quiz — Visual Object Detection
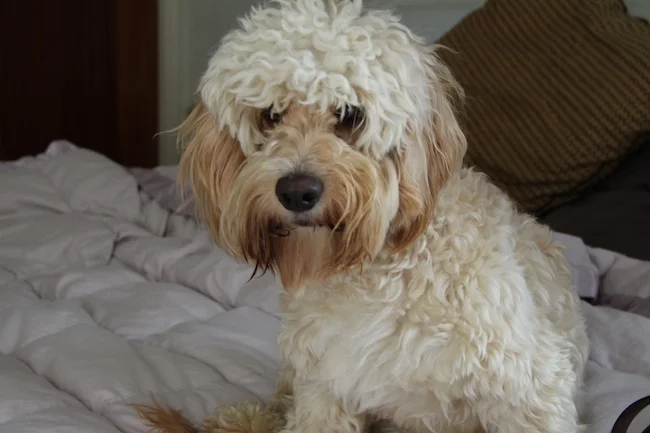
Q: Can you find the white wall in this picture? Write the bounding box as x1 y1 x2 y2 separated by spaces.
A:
158 0 189 165
158 0 259 164
627 0 650 21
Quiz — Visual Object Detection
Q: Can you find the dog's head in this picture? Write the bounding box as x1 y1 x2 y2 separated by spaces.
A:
179 0 466 290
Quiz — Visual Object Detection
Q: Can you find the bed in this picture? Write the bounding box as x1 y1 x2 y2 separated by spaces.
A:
0 141 283 433
0 140 647 433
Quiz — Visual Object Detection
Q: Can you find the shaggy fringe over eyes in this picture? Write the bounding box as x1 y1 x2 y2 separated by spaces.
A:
198 0 447 158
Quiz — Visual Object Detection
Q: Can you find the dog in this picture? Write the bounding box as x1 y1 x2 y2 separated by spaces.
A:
156 1 590 432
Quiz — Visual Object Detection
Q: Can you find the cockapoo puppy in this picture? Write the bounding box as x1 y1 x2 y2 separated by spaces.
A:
152 1 589 432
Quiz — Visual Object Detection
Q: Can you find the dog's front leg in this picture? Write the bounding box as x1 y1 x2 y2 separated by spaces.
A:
280 380 366 433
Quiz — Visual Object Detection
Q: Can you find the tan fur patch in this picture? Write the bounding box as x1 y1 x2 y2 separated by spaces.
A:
132 398 198 433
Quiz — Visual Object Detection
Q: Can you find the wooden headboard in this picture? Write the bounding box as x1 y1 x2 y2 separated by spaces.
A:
0 0 159 167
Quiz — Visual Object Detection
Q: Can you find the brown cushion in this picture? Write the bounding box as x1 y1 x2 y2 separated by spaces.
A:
437 0 650 213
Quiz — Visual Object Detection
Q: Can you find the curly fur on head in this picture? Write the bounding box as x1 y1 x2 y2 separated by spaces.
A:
179 0 465 289
174 1 589 433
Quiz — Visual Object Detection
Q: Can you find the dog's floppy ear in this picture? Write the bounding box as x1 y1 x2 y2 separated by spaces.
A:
178 101 246 244
388 51 467 252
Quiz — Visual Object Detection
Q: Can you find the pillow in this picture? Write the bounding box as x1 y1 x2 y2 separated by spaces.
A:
437 0 650 213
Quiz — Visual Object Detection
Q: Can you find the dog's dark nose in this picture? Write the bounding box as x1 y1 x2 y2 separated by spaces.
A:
275 174 324 212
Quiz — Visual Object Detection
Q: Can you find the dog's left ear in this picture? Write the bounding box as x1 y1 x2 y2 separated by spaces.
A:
387 50 467 252
177 101 246 245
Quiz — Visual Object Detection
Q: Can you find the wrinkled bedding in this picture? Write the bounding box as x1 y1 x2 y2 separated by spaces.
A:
0 141 648 433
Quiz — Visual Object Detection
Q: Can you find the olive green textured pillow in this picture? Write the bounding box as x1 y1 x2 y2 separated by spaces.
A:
437 0 650 213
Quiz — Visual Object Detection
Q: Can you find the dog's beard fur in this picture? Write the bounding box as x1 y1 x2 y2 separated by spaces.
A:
178 33 466 291
226 143 398 289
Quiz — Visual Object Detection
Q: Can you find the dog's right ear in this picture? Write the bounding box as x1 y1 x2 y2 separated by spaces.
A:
177 101 246 243
386 50 466 253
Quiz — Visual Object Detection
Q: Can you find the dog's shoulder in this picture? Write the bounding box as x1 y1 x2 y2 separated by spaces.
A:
424 167 524 263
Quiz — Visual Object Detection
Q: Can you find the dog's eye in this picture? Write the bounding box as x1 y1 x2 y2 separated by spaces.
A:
262 107 282 126
335 105 364 129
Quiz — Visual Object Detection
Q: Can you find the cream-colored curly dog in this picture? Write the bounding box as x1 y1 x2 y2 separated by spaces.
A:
135 1 589 432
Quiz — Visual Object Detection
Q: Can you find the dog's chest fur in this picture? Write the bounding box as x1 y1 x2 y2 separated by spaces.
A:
279 169 587 429
282 271 468 424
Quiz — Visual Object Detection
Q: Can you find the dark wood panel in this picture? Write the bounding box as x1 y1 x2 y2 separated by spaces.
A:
0 0 158 166
114 0 159 167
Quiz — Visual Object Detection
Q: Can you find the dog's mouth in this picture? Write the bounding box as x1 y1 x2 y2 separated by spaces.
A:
268 218 345 236
295 219 345 232
294 215 346 232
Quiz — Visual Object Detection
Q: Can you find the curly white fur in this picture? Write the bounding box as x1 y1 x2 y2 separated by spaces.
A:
179 1 590 432
279 169 588 433
200 0 449 159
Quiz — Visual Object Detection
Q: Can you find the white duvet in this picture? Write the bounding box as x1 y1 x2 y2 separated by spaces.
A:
0 142 648 433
